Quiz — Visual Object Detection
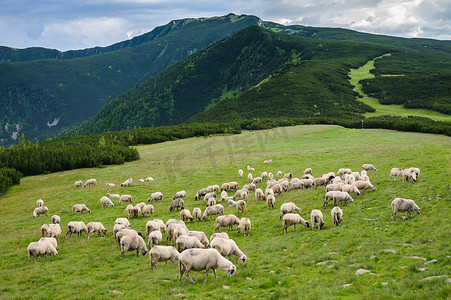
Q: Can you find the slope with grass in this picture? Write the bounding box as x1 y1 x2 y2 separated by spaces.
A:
0 125 449 298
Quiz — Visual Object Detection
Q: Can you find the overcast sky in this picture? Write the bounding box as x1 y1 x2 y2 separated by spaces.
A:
1 0 450 51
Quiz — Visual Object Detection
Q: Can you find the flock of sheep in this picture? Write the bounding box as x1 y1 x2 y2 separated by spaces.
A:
28 163 421 282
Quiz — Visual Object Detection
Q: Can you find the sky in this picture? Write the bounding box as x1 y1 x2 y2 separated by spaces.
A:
1 0 450 51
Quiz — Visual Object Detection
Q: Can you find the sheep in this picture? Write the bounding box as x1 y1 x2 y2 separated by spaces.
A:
409 167 420 179
210 232 229 242
166 224 188 245
176 235 204 252
33 206 48 218
207 185 220 194
362 164 377 172
51 215 60 224
272 183 283 196
194 188 208 200
113 224 128 240
228 182 239 190
283 173 293 180
170 198 184 212
119 194 133 205
87 222 107 239
173 190 187 200
236 218 251 236
326 183 343 192
84 178 97 187
238 169 244 178
331 206 343 226
100 196 114 208
220 183 230 192
211 237 247 262
138 179 145 183
120 178 133 187
204 192 216 204
310 209 324 230
148 230 163 248
402 169 417 183
145 177 154 182
74 180 83 188
324 191 353 207
219 191 228 202
120 235 148 260
149 246 180 270
268 172 274 180
178 248 236 283
265 187 274 198
207 197 216 207
361 174 370 182
332 177 343 184
351 172 361 181
301 178 314 189
341 184 361 196
214 214 240 232
354 180 377 191
247 173 253 182
72 204 91 215
116 228 142 245
41 224 61 239
361 170 367 176
105 183 115 187
106 193 120 199
236 200 246 213
180 209 194 222
202 204 224 221
192 207 202 222
390 168 403 181
36 199 44 207
280 202 302 220
166 219 188 229
187 231 209 248
233 189 248 201
66 221 88 238
115 217 130 227
39 237 58 249
391 198 421 220
148 192 163 202
146 219 166 236
126 204 140 219
288 180 304 191
134 202 146 212
344 174 356 185
255 188 265 201
313 177 328 189
282 213 310 233
261 171 268 179
337 168 352 176
304 168 312 175
252 177 262 185
27 240 58 264
264 159 272 164
276 171 282 179
266 193 275 210
247 165 255 171
243 183 256 191
141 204 154 217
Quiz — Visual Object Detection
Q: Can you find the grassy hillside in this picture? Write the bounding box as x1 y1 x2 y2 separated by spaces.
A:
0 125 449 298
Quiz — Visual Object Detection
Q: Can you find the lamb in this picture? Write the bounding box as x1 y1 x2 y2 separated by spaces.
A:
41 224 61 239
74 180 83 188
178 248 236 283
354 180 377 191
105 183 115 187
106 193 120 199
252 177 262 185
202 204 224 221
27 240 58 264
119 194 133 204
236 218 251 236
148 230 163 248
266 193 275 210
33 206 48 218
402 169 417 183
324 191 353 207
114 217 131 227
236 200 246 213
176 235 204 252
173 190 187 200
211 237 247 262
187 231 209 248
84 178 97 187
149 246 180 270
310 209 324 230
210 232 229 242
141 204 154 217
390 168 403 181
170 198 184 212
362 164 377 172
126 204 140 219
341 184 361 196
214 214 240 232
279 202 302 220
282 213 310 233
120 235 148 260
146 219 166 236
247 173 253 182
238 169 244 178
51 215 60 224
391 198 421 220
87 222 107 239
66 221 88 238
180 209 194 222
36 199 44 207
120 178 132 187
194 188 208 200
148 191 163 202
192 207 202 222
409 167 420 179
255 188 265 201
331 206 343 226
39 237 58 249
247 165 255 171
100 196 114 208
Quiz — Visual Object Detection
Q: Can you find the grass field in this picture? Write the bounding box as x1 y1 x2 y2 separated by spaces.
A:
349 55 451 122
0 125 450 299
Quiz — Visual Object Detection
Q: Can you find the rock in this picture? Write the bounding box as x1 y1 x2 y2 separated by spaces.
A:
418 268 427 272
363 218 378 221
382 282 389 286
341 283 352 288
370 255 377 259
446 278 451 284
269 271 275 274
317 260 338 265
404 256 426 260
174 294 188 297
110 290 122 294
222 285 231 289
424 259 437 265
419 275 447 282
355 269 371 275
379 249 396 254
246 277 252 281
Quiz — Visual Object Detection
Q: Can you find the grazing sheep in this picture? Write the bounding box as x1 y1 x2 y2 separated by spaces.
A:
166 224 188 246
361 170 367 176
170 198 185 212
33 206 48 218
326 183 343 192
390 168 403 181
288 180 304 191
233 189 248 202
252 177 262 185
332 177 343 184
341 184 361 196
337 168 352 176
145 177 154 182
178 248 236 283
36 199 44 207
204 192 216 203
264 159 272 164
220 191 228 202
243 183 256 191
207 197 216 207
39 237 58 249
361 174 370 182
211 237 247 262
313 177 328 189
116 229 141 245
210 232 229 242
173 190 187 200
176 235 204 252
120 178 133 187
237 218 251 236
221 183 230 192
134 201 146 212
50 215 61 225
272 183 284 196
238 169 244 178
87 222 107 239
276 171 282 179
279 202 302 220
351 172 361 181
148 192 163 202
344 174 356 185
66 221 88 238
268 172 274 180
41 224 61 239
27 240 58 264
138 179 145 183
214 214 240 232
255 188 265 201
207 185 220 194
279 179 290 190
119 194 133 205
301 178 314 189
180 209 194 222
282 214 310 233
391 198 421 220
113 224 128 240
74 180 83 188
310 209 325 230
247 165 255 171
202 204 224 221
236 200 246 213
166 219 187 229
105 183 115 187
126 204 140 219
266 193 275 210
141 204 154 217
324 191 353 207
265 187 274 198
106 193 120 199
228 182 239 190
149 246 180 270
120 235 148 260
354 180 376 191
362 164 377 172
303 168 311 175
84 178 97 187
402 169 417 183
409 167 420 179
115 217 130 227
331 206 343 226
194 188 208 200
247 173 253 182
148 230 163 248
283 173 293 180
192 207 202 222
261 171 268 179
187 231 209 248
146 219 166 236
100 196 114 208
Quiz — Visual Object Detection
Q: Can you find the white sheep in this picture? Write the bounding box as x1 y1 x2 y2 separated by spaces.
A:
66 221 88 238
354 180 376 191
220 183 230 192
116 228 142 245
178 248 236 283
344 174 356 185
351 172 362 181
113 224 128 240
202 204 224 221
120 178 133 187
119 194 133 205
261 171 268 179
268 172 274 180
176 235 204 252
276 171 282 179
228 182 239 190
310 209 324 230
303 168 312 175
236 218 251 236
288 180 304 191
33 206 49 218
324 191 353 207
126 204 140 219
214 214 240 232
247 173 253 182
341 184 361 196
337 168 352 176
105 183 115 187
180 209 194 222
148 192 163 202
192 207 202 222
27 240 58 264
409 167 420 179
210 232 229 242
282 213 310 233
120 235 148 260
264 159 272 164
207 197 216 207
187 231 209 248
331 206 343 226
115 217 130 227
72 204 90 215
100 196 114 208
39 237 58 249
166 219 187 229
149 245 180 270
211 237 247 262
36 199 44 207
148 230 163 248
84 178 97 187
145 177 154 182
255 188 265 201
243 183 256 191
326 183 343 192
166 224 188 246
238 169 244 178
220 191 228 202
106 193 120 199
170 198 184 212
252 177 262 185
247 165 255 171
141 204 154 217
362 164 377 172
51 215 60 224
173 190 187 200
74 180 83 188
279 202 302 220
41 224 61 239
390 168 403 181
391 198 421 220
402 169 417 183
266 193 275 210
146 219 166 236
138 179 145 183
207 185 220 193
87 222 107 239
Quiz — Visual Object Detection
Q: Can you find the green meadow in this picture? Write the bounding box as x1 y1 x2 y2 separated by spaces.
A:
0 125 450 299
